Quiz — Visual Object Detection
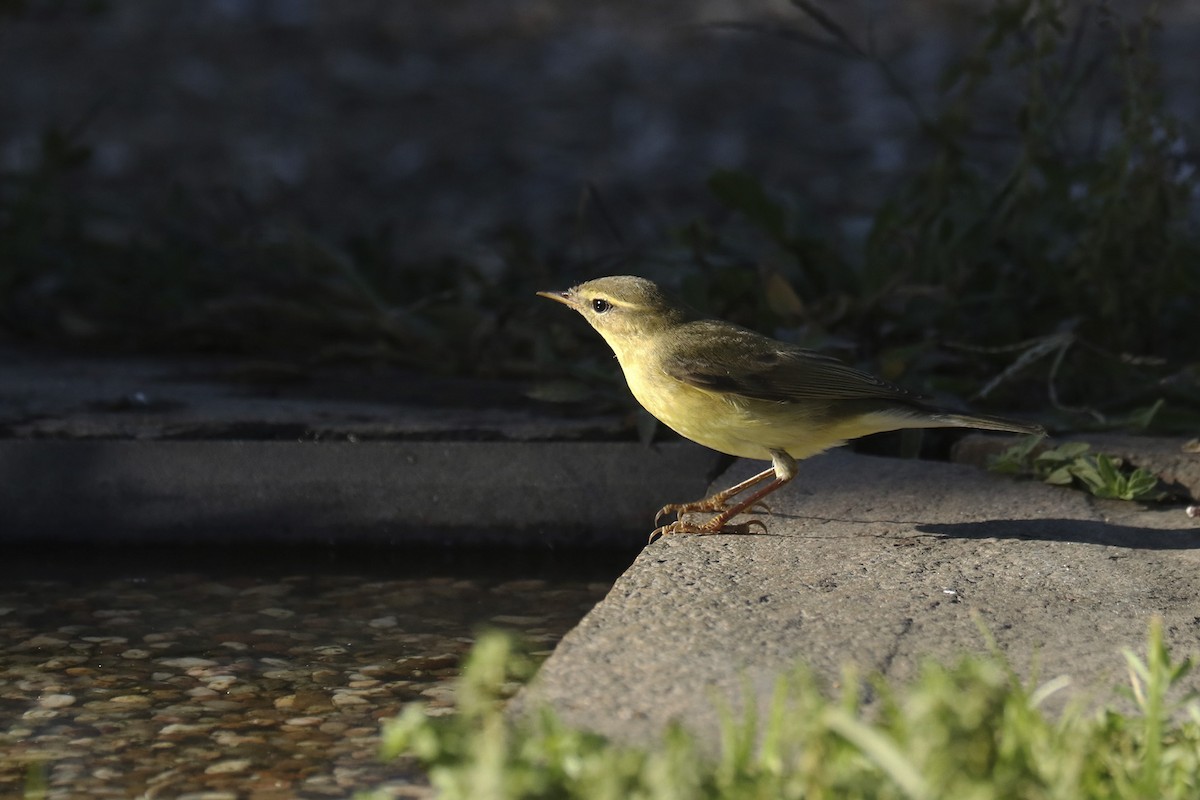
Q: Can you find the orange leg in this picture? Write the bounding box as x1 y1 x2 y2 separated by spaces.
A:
650 449 797 542
653 466 776 525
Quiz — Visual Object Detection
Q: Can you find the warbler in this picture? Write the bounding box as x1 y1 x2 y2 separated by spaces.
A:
539 275 1045 541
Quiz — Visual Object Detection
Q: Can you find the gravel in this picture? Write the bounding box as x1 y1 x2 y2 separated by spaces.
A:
1 556 614 798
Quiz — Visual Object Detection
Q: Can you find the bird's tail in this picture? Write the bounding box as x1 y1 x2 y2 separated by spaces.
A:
928 410 1046 437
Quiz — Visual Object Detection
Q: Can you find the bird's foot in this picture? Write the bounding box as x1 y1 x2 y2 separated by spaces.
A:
648 516 768 543
654 499 772 526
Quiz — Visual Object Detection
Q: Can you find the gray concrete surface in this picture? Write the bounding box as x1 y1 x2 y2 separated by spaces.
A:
0 349 726 543
0 439 718 545
516 450 1200 748
2 349 1196 550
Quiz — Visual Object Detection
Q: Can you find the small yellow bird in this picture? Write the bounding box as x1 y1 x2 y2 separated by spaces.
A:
539 275 1045 541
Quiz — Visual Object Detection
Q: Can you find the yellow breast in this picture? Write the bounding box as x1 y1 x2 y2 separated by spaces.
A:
617 356 851 462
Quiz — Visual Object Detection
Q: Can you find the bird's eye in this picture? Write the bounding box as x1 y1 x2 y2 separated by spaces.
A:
591 298 612 314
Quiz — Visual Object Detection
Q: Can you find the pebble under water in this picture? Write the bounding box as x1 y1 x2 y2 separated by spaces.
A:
0 544 629 799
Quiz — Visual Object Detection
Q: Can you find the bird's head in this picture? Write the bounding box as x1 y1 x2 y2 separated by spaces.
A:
537 276 688 353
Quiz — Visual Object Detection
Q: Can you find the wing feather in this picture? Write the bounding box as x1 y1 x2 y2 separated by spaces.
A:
660 321 920 404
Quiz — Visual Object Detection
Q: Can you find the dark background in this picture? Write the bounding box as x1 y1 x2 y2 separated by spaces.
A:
3 1 1193 269
1 1 1198 416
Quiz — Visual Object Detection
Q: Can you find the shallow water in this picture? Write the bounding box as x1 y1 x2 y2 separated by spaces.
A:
0 544 632 799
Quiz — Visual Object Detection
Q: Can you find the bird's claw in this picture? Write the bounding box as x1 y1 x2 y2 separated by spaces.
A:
738 518 769 534
654 496 757 525
654 501 711 525
648 516 769 543
652 501 772 532
649 520 699 543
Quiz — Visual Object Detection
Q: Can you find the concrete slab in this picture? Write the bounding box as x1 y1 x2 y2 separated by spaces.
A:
516 450 1200 747
0 439 720 545
0 348 725 543
3 348 1194 552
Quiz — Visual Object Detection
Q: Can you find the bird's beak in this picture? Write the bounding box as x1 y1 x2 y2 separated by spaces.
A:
536 288 577 309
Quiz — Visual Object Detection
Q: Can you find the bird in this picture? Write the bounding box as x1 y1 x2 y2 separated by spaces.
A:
538 275 1045 541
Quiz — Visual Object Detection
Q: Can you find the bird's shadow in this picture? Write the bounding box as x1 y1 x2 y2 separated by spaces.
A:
913 517 1200 550
671 511 1200 550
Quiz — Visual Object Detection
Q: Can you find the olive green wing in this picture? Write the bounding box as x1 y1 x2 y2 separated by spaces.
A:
660 321 921 404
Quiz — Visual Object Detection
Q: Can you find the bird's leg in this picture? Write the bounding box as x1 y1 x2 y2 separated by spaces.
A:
653 466 776 525
651 450 797 541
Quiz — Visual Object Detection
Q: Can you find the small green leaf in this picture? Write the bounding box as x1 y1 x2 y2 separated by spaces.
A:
1128 398 1165 430
1043 465 1075 485
1069 458 1104 492
1122 468 1164 501
1095 453 1123 487
1036 442 1091 462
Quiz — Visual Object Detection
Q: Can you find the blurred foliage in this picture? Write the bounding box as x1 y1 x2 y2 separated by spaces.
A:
672 0 1200 428
0 124 556 376
1 0 1198 431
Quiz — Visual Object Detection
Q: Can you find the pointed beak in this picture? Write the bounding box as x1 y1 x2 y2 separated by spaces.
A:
536 288 577 309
